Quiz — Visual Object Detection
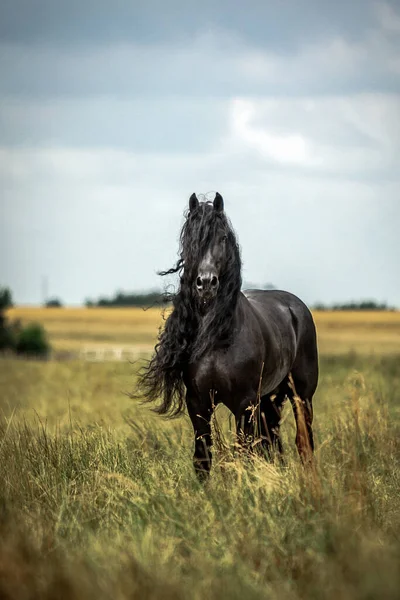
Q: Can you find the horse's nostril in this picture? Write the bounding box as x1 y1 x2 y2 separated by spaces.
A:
196 276 203 289
211 276 218 287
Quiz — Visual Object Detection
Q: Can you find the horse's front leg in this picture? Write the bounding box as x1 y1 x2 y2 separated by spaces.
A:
259 394 284 460
235 394 259 452
186 393 213 481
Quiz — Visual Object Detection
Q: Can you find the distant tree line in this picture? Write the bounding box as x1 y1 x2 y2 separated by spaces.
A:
86 284 278 308
45 298 63 308
85 290 167 308
84 289 396 311
0 287 50 357
313 300 395 311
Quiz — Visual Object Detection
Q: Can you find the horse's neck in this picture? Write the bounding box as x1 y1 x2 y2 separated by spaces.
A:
196 293 240 337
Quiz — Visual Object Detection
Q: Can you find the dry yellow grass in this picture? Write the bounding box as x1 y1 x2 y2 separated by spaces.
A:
7 306 165 352
313 310 400 354
7 306 400 355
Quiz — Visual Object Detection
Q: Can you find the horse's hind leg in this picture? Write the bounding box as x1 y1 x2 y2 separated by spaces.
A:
236 392 284 460
287 373 315 461
286 306 318 461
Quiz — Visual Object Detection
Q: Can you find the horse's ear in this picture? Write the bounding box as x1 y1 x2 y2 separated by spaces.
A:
214 192 224 213
189 193 199 212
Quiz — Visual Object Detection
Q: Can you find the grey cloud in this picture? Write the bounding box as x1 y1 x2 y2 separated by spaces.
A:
0 0 382 48
0 96 229 151
1 147 399 305
1 13 399 101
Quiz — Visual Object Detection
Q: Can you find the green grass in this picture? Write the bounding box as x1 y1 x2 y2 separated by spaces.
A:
0 354 399 599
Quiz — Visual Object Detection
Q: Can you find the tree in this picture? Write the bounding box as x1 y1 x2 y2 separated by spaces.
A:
15 323 50 358
0 286 52 357
45 298 63 308
0 287 13 310
0 286 14 350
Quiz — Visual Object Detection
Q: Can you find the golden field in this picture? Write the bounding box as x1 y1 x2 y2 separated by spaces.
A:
7 305 400 355
1 305 399 599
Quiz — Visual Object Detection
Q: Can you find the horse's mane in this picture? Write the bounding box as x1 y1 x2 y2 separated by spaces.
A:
137 201 242 416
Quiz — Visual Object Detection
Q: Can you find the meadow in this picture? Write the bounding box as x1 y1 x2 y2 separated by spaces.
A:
0 307 399 599
7 306 400 356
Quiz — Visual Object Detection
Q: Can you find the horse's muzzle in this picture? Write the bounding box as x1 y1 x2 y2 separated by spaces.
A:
196 274 219 295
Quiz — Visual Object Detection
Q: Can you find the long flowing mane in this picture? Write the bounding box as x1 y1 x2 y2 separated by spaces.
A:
137 200 242 416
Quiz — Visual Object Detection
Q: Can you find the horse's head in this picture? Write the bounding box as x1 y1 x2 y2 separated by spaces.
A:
183 193 240 311
138 194 242 415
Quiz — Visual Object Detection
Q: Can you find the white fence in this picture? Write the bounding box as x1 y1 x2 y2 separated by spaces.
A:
79 346 151 362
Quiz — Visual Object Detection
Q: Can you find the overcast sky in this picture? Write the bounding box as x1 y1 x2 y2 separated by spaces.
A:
0 0 399 306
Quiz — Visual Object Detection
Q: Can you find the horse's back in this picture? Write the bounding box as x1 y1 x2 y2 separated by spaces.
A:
244 289 315 335
243 289 318 394
244 288 309 311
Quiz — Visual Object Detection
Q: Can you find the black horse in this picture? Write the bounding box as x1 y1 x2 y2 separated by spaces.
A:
138 193 319 478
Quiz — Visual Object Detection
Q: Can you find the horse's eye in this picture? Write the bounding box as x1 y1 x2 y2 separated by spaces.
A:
222 235 228 242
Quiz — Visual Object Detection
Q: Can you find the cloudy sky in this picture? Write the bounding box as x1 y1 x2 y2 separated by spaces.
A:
0 0 399 306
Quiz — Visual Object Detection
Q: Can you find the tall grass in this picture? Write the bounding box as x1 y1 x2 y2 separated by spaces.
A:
0 354 399 599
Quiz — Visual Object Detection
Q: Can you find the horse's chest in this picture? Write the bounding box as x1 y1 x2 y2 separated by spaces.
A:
189 347 261 406
194 354 230 392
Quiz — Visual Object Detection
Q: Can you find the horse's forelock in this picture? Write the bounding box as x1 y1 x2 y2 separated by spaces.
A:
180 202 233 273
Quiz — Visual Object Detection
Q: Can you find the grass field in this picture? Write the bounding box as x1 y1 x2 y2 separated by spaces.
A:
1 307 399 599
